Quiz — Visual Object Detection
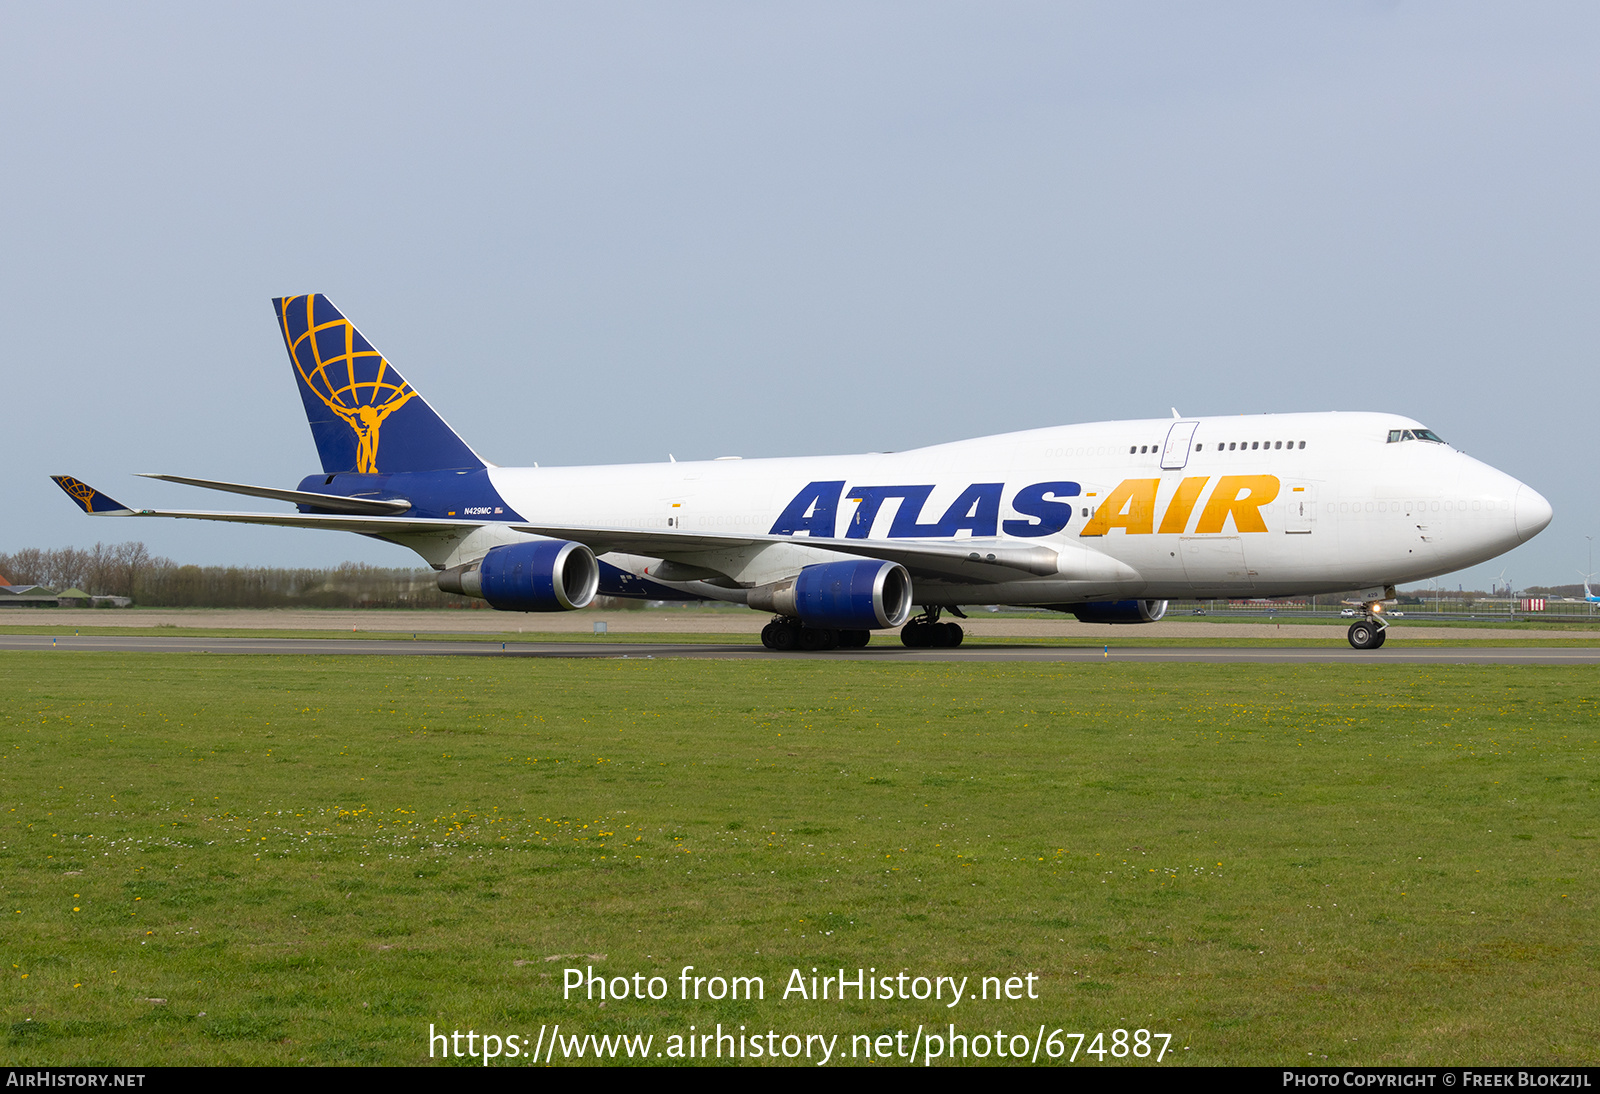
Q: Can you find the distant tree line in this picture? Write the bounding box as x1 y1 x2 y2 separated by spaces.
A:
0 542 485 609
1523 585 1589 598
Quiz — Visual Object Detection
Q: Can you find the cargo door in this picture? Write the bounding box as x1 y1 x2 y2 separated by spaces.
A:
1181 536 1254 592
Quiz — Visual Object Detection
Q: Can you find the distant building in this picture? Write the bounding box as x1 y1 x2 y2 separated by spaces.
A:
0 584 61 607
0 584 127 608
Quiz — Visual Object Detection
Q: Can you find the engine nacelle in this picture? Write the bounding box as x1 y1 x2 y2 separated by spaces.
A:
748 559 913 630
437 540 599 612
1065 599 1169 625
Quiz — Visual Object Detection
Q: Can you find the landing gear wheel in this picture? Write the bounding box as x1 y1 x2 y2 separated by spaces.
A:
837 630 871 648
902 621 963 647
1372 627 1387 649
798 627 838 651
1347 621 1382 650
762 621 799 651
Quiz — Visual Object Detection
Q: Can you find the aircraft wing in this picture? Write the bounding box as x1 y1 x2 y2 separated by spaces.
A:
509 523 1062 580
52 476 1069 582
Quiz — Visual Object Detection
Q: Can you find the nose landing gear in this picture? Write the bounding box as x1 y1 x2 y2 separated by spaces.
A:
1342 587 1397 650
1347 617 1387 649
1346 599 1392 649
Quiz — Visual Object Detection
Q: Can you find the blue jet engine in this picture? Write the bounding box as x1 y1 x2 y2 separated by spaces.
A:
747 559 914 630
437 540 600 612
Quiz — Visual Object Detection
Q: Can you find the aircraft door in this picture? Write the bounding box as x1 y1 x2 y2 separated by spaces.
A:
1161 421 1200 470
1284 483 1316 534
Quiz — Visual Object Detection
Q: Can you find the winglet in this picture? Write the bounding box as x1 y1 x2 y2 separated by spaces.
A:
51 476 134 515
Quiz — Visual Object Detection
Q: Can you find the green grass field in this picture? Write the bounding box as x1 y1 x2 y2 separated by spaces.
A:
2 654 1594 1066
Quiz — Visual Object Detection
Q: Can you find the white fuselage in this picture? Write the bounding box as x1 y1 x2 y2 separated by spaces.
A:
459 411 1548 606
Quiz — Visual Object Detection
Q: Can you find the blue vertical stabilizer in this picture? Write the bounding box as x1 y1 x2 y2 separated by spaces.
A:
274 295 485 474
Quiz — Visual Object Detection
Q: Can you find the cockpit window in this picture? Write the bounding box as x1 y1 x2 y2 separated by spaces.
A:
1388 427 1447 444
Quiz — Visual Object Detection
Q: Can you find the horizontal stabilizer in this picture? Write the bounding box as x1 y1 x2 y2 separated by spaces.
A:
138 473 412 515
51 476 133 515
67 505 483 536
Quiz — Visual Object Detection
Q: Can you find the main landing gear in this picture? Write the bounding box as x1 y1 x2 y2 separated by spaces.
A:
760 620 871 651
901 607 964 648
757 606 968 652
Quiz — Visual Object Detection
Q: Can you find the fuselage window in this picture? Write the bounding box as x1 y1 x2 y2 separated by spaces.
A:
1228 442 1236 451
1298 441 1305 449
1194 444 1202 451
1251 441 1259 450
1274 441 1282 449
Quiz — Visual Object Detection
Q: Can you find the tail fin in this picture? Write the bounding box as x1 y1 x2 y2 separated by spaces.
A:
274 295 485 474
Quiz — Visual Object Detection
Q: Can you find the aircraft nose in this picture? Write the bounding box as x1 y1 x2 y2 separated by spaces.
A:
1514 484 1553 544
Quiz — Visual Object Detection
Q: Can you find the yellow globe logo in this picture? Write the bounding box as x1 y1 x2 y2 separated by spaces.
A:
61 478 98 506
279 295 417 474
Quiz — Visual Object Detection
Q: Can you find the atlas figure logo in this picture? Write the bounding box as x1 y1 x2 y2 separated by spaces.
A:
277 294 418 474
769 475 1280 539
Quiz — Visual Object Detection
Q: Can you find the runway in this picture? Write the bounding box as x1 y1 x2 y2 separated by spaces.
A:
3 633 1598 664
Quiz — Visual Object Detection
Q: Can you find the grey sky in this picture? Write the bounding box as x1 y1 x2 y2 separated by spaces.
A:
3 3 1595 590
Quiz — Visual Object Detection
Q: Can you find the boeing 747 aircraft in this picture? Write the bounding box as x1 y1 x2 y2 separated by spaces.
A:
53 295 1552 650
